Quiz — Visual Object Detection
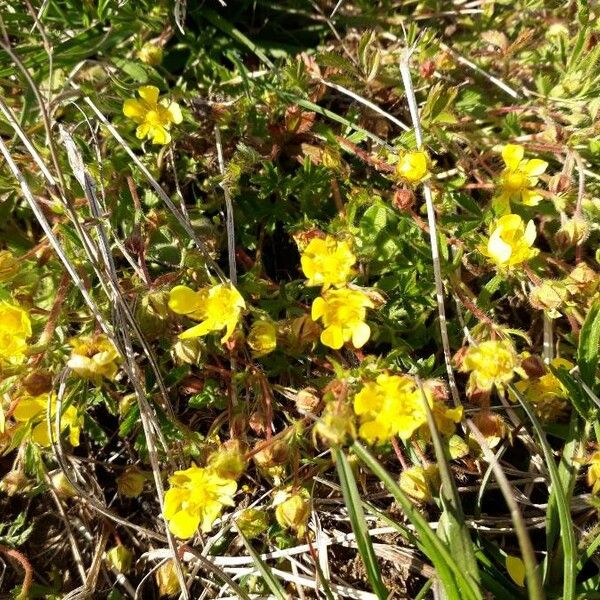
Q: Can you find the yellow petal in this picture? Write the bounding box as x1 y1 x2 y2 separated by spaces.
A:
523 158 548 176
135 123 150 140
179 321 212 339
32 421 50 446
168 286 202 315
487 231 512 264
521 189 543 206
506 555 525 587
524 219 537 246
321 325 344 349
164 488 188 519
137 85 160 105
168 509 200 539
168 102 183 124
311 296 325 321
501 144 524 170
151 126 171 145
123 98 146 121
351 321 371 348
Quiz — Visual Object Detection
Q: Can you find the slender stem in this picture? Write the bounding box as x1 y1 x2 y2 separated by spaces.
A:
399 49 461 408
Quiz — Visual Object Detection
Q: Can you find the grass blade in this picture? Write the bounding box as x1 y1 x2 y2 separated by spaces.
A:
235 527 288 600
577 300 600 387
352 442 482 600
333 446 389 600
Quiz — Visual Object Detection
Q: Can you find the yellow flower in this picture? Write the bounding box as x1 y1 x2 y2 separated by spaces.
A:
587 451 600 494
353 373 427 444
396 150 430 185
274 488 311 537
311 288 373 349
13 393 81 447
461 340 520 394
0 301 31 365
168 284 245 344
122 85 182 145
399 465 439 502
163 465 237 538
67 334 121 381
137 42 163 65
247 321 277 357
484 214 538 268
496 144 548 207
514 358 573 422
300 236 356 289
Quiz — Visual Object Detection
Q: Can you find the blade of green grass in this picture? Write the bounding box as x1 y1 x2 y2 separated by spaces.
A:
352 442 483 600
508 383 576 600
577 300 600 387
333 446 389 600
235 527 288 600
418 379 480 587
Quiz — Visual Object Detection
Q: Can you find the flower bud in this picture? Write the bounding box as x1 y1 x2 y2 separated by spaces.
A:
207 440 247 480
471 410 506 449
314 401 355 446
529 280 567 317
137 43 163 66
22 370 52 396
556 217 589 248
135 290 170 339
253 439 289 469
117 467 146 498
247 321 277 357
565 263 599 297
237 508 269 539
0 250 19 282
172 337 204 365
295 388 321 415
399 465 439 502
274 488 311 536
51 471 77 498
155 560 181 597
0 469 30 496
105 544 133 574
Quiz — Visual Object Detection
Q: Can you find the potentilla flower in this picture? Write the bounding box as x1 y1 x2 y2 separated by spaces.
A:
311 288 373 349
163 465 237 538
67 334 121 381
395 150 430 185
484 214 538 268
496 144 548 207
247 320 277 357
300 235 356 288
461 339 521 395
0 302 31 365
122 85 182 145
513 357 572 422
168 284 245 344
13 393 81 447
353 373 428 444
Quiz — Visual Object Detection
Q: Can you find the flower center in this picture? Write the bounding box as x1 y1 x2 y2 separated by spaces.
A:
504 171 527 191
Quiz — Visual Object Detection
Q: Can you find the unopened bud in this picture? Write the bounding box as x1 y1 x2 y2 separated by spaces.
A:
137 43 163 66
105 544 133 574
274 488 311 537
556 218 589 248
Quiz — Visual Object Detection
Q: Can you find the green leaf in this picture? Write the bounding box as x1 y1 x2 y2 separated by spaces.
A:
577 300 600 387
333 446 388 599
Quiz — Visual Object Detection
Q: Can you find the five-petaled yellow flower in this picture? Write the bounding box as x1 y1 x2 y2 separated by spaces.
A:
496 144 548 208
484 214 538 268
123 85 182 145
163 465 237 538
169 284 245 344
353 373 427 444
311 288 373 349
67 334 121 381
13 392 81 447
301 236 356 289
0 301 32 365
396 150 430 185
461 339 521 395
